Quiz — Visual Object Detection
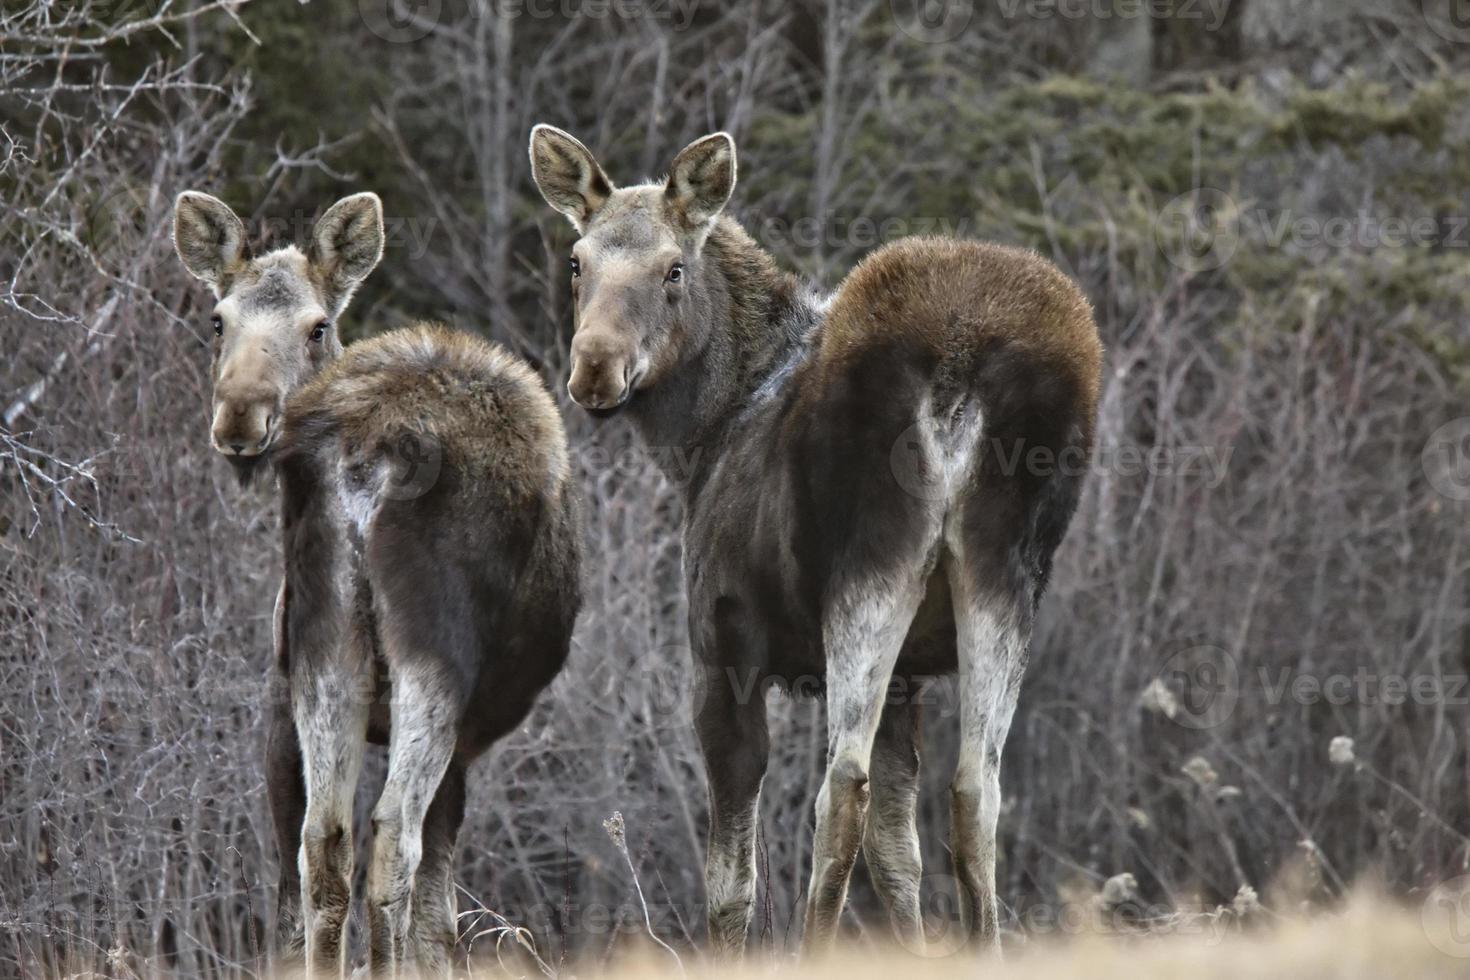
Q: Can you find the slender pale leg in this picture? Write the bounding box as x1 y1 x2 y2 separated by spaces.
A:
802 572 927 956
863 698 924 951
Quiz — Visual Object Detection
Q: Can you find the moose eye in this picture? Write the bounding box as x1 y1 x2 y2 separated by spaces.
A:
309 321 329 343
569 256 581 278
210 314 223 337
667 262 684 283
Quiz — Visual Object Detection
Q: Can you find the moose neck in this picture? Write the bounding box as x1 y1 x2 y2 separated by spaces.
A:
626 217 816 498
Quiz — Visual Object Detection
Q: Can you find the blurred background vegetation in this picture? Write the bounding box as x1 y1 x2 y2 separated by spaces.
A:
4 0 1470 974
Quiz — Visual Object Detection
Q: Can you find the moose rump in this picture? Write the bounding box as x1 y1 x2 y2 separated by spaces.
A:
269 325 581 973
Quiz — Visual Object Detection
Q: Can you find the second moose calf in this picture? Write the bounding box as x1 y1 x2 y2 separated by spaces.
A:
174 191 582 977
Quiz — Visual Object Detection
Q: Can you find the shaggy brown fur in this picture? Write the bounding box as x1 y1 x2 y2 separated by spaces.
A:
816 237 1101 423
283 323 571 510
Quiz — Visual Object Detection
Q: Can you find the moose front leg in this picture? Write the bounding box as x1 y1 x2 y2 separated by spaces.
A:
267 676 307 962
696 662 770 962
266 580 307 966
293 603 372 977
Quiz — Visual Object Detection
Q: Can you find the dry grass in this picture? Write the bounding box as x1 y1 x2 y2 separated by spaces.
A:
574 892 1470 980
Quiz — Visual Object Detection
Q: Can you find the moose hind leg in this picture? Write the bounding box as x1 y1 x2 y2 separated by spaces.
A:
802 570 928 956
943 533 1029 952
367 667 459 977
862 698 924 951
408 762 467 972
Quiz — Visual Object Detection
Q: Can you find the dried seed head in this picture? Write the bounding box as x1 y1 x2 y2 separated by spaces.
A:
1232 883 1261 917
1183 755 1218 787
1329 735 1356 767
1099 872 1139 909
1139 677 1179 719
602 811 626 850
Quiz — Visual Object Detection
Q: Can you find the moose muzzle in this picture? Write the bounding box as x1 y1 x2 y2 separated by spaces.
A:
211 372 282 457
568 328 641 412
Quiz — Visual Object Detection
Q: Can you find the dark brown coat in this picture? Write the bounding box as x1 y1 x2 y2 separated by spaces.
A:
531 126 1100 958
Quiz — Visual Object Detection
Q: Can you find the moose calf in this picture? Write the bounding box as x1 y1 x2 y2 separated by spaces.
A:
174 191 581 976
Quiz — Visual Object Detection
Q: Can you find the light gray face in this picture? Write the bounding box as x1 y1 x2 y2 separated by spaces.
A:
173 191 384 458
529 125 737 413
567 188 689 412
206 251 335 456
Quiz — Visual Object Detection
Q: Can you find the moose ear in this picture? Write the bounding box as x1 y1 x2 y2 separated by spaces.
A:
173 191 248 290
529 124 614 232
310 192 384 285
665 132 736 233
309 192 384 310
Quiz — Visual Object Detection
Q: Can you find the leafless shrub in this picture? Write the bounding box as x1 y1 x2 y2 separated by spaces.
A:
3 1 1468 976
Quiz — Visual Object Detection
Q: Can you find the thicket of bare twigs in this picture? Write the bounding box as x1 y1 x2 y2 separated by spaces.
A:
3 0 1470 976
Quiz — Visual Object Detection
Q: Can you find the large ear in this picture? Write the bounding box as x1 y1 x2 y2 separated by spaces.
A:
309 192 384 309
529 124 614 231
173 191 248 290
665 132 736 233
